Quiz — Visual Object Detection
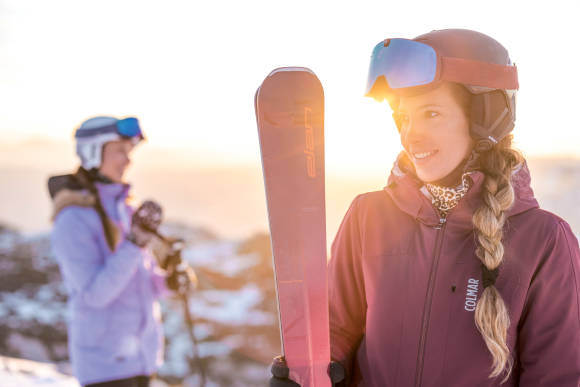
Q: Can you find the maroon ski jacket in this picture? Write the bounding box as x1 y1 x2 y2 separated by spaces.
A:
329 160 580 386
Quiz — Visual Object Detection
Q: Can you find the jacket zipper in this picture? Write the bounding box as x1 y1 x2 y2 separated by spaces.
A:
414 216 447 387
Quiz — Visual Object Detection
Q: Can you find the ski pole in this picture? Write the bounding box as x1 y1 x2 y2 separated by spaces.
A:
153 232 207 387
181 291 207 387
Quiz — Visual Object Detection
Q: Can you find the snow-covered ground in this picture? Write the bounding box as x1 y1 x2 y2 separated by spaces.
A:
0 225 278 386
0 356 174 387
0 356 78 387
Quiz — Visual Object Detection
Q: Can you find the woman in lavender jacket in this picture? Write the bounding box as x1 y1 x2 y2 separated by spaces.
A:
50 116 168 387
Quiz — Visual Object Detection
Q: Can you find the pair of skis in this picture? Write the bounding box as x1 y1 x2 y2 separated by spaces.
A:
255 68 331 387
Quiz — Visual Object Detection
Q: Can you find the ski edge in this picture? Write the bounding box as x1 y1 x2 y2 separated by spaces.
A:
254 85 286 360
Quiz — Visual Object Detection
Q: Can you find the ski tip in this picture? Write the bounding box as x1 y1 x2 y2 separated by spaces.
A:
267 67 315 77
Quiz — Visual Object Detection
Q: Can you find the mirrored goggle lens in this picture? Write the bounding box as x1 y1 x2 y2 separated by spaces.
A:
366 39 438 93
116 117 142 138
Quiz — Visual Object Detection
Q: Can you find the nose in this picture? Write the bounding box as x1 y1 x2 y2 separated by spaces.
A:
122 152 131 166
400 115 427 149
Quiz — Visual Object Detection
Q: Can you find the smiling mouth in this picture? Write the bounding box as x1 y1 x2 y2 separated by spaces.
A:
412 150 438 162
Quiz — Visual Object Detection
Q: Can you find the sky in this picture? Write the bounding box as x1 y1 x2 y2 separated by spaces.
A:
1 0 579 177
1 0 579 239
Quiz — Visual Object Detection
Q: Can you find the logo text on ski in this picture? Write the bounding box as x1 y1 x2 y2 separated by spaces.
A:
304 107 316 178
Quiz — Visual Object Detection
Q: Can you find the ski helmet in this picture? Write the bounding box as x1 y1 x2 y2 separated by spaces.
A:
74 116 144 170
365 29 518 148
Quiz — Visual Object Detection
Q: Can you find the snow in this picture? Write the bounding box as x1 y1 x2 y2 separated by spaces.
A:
182 241 238 266
0 356 172 387
182 240 262 276
216 253 260 277
0 233 18 254
0 356 79 387
0 292 65 325
190 284 276 326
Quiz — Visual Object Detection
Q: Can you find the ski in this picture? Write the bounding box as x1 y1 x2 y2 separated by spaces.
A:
255 67 330 387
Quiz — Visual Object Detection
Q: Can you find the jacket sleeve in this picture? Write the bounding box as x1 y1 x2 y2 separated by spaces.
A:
149 258 170 299
517 220 580 386
52 207 144 308
328 195 367 374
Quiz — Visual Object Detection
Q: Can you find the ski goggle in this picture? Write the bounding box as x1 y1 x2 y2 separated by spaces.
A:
75 117 144 140
365 38 519 101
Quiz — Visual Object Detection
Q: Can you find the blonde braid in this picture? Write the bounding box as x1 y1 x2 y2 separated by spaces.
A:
471 135 523 381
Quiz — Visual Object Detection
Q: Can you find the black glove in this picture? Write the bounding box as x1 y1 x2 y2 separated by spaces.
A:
127 200 163 248
132 200 163 233
268 356 345 387
328 361 346 386
270 356 300 387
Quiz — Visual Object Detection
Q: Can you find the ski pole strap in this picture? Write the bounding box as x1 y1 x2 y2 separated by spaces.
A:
74 167 119 252
481 264 499 289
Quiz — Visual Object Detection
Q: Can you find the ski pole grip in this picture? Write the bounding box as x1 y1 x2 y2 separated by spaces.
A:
271 355 290 379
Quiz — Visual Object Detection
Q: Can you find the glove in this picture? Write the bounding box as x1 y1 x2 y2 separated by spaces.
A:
127 200 163 248
166 262 198 293
328 361 346 386
270 356 300 387
132 200 163 233
127 223 155 248
269 356 345 386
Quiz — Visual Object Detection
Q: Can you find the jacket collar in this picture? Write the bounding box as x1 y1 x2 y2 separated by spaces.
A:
95 182 131 220
95 182 130 201
384 152 539 229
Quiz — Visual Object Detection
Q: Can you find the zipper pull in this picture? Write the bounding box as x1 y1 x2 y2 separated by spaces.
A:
434 216 447 230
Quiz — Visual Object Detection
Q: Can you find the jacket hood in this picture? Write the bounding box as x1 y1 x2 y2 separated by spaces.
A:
384 152 539 229
49 172 130 221
49 172 131 251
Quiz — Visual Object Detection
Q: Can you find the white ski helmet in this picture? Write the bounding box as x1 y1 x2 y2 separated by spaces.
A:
74 116 144 169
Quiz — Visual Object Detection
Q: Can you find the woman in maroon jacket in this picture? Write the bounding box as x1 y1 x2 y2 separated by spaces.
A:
329 29 580 386
271 29 580 386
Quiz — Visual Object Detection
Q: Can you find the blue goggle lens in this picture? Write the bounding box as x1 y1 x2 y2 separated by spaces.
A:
116 117 142 138
366 39 437 95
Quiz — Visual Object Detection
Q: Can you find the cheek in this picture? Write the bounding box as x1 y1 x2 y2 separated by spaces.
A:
440 119 471 152
109 153 127 168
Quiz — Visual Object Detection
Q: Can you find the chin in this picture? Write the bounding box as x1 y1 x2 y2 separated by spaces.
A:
109 173 123 183
416 171 437 183
414 165 448 184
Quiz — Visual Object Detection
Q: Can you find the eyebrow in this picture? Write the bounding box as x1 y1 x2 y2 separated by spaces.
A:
397 103 441 113
417 104 441 110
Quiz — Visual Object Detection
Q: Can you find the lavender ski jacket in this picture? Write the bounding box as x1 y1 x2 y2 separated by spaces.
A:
329 160 580 386
51 183 168 385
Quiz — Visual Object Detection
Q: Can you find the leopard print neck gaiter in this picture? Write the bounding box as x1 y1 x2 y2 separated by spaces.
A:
425 173 472 217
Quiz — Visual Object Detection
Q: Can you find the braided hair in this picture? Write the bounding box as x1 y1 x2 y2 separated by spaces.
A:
443 82 524 380
471 134 523 381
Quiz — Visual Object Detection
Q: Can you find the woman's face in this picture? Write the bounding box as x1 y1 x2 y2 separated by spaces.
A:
395 82 473 183
99 139 135 183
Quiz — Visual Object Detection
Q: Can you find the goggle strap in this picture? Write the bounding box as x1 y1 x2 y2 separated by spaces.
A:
441 57 519 90
75 124 118 138
75 119 143 139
